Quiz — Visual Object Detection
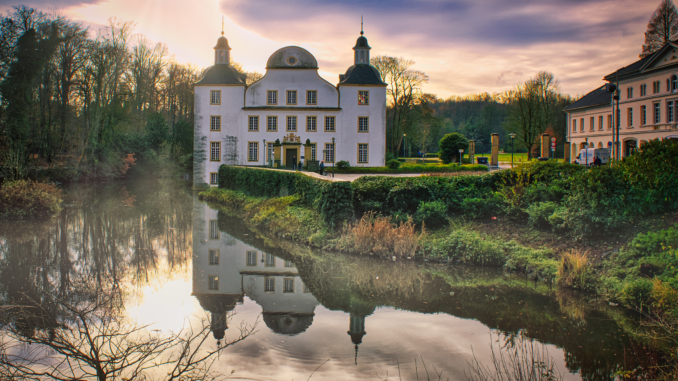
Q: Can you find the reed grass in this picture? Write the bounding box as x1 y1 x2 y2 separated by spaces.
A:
337 212 424 257
556 250 591 290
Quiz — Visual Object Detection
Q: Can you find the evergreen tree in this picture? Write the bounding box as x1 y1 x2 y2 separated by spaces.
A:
641 0 678 58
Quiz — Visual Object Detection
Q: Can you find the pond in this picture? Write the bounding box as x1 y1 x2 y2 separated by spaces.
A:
0 178 660 380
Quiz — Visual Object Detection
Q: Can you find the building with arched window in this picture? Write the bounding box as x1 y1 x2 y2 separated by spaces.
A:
193 28 387 188
565 42 678 161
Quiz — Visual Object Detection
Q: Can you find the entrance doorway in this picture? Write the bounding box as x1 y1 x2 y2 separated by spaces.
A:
623 139 637 157
285 148 297 169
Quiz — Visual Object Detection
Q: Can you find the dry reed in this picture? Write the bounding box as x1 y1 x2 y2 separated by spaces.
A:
556 250 590 289
338 212 424 257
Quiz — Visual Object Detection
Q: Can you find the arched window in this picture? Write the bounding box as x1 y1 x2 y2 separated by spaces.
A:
360 50 365 63
597 142 603 148
672 75 677 92
667 78 671 92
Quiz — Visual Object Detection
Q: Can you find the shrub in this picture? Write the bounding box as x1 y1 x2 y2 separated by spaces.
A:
337 212 423 257
0 180 62 218
386 159 401 169
336 160 350 169
620 138 678 211
438 133 468 164
526 201 558 229
414 200 448 227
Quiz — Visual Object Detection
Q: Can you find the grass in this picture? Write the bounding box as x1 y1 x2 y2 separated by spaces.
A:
336 212 424 257
327 163 488 174
556 250 593 291
0 180 62 218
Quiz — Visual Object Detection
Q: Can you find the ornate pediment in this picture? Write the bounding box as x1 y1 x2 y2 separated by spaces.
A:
282 133 301 143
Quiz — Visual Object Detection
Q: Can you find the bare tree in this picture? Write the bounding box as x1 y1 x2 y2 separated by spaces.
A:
641 0 678 58
372 56 429 157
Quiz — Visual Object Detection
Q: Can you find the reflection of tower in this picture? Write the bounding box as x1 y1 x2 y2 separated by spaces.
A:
195 294 243 345
347 313 366 365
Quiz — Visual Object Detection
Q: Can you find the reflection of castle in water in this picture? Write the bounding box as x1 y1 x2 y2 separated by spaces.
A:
192 200 321 342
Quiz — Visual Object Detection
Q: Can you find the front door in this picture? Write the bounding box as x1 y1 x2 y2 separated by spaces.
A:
285 148 296 169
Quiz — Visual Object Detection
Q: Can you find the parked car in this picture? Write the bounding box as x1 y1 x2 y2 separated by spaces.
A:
575 148 610 166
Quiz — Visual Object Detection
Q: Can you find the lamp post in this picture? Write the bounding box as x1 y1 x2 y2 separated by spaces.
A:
509 133 516 167
403 133 407 158
331 137 335 178
263 139 267 167
585 137 589 168
458 148 464 164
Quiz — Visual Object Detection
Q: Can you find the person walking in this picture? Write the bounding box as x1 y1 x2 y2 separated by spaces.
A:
292 155 297 171
298 159 302 171
319 160 325 175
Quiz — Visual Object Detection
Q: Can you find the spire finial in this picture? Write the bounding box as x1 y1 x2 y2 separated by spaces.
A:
360 15 364 36
221 16 224 36
354 344 359 365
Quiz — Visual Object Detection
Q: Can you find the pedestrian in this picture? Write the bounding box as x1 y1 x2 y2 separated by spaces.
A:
319 160 325 175
292 156 297 170
593 156 602 167
298 159 302 171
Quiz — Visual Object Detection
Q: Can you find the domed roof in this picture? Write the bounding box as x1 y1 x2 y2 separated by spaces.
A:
266 46 318 69
215 36 231 50
195 294 243 314
263 313 314 335
339 64 386 85
353 35 371 49
196 64 246 85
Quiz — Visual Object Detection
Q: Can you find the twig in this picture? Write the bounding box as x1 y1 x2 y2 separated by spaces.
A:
306 359 329 381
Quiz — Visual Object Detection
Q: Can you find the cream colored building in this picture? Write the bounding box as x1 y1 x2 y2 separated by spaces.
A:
565 42 678 159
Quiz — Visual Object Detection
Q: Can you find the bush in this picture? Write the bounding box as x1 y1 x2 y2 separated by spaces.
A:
386 159 401 169
336 160 350 169
414 200 448 227
557 251 595 291
438 133 468 164
0 180 62 218
526 201 558 229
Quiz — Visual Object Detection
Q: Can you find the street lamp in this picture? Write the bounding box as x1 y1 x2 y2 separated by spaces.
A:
508 133 516 167
458 148 464 164
331 137 335 178
403 133 407 158
585 137 589 168
263 139 267 167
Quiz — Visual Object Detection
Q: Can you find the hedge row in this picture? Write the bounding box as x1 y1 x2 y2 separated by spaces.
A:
326 163 489 174
218 166 352 226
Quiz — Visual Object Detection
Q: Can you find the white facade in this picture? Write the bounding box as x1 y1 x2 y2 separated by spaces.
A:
194 32 387 188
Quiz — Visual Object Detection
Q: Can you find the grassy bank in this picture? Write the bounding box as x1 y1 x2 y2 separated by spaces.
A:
0 180 62 218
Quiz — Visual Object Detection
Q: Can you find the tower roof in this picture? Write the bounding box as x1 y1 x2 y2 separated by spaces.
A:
266 46 318 69
215 36 231 50
353 35 371 50
196 64 245 85
339 64 386 85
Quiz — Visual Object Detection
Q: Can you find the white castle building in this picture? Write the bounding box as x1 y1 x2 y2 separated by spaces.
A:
193 27 387 188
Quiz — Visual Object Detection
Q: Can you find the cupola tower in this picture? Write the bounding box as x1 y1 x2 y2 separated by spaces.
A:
215 17 231 65
353 16 371 65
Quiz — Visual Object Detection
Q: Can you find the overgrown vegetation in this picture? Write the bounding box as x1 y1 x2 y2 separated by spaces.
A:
0 180 62 218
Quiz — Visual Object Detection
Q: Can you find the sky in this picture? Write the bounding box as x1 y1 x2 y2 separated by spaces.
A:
0 0 661 99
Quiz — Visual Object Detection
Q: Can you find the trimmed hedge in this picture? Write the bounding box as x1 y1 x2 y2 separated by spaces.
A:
218 165 352 226
327 163 488 174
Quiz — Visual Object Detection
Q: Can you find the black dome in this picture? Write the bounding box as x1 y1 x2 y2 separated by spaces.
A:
195 293 243 314
196 65 246 85
215 36 230 49
339 64 386 85
354 36 371 49
263 313 314 336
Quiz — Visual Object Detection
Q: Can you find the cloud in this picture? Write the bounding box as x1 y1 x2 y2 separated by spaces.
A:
0 0 103 8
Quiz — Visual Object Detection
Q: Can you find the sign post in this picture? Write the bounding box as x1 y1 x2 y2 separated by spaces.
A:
550 137 556 159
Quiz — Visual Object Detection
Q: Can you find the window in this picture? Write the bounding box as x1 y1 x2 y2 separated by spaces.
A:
640 84 647 96
284 260 294 268
283 278 295 293
598 115 603 130
248 142 258 162
303 284 310 293
668 79 671 92
307 90 317 105
669 101 675 123
306 116 317 132
286 90 297 105
210 116 221 131
248 116 259 131
210 142 221 162
210 90 221 105
607 114 612 129
209 220 219 240
311 143 316 161
358 117 369 132
264 277 275 292
654 81 661 94
325 116 335 132
627 87 633 99
654 102 661 124
627 108 633 127
209 249 220 265
287 116 297 132
324 143 335 163
267 90 277 105
210 172 218 185
673 75 678 92
267 116 277 131
572 119 577 132
246 250 257 266
358 90 369 105
358 143 368 163
590 116 594 131
641 105 647 125
265 253 276 267
580 118 584 132
208 275 219 290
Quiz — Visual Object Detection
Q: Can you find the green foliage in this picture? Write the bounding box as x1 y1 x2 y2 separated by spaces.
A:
414 200 448 227
438 133 469 164
0 180 62 218
172 119 194 158
527 201 558 229
318 181 354 227
328 162 488 173
336 160 350 170
387 159 401 169
144 112 170 152
620 139 678 211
